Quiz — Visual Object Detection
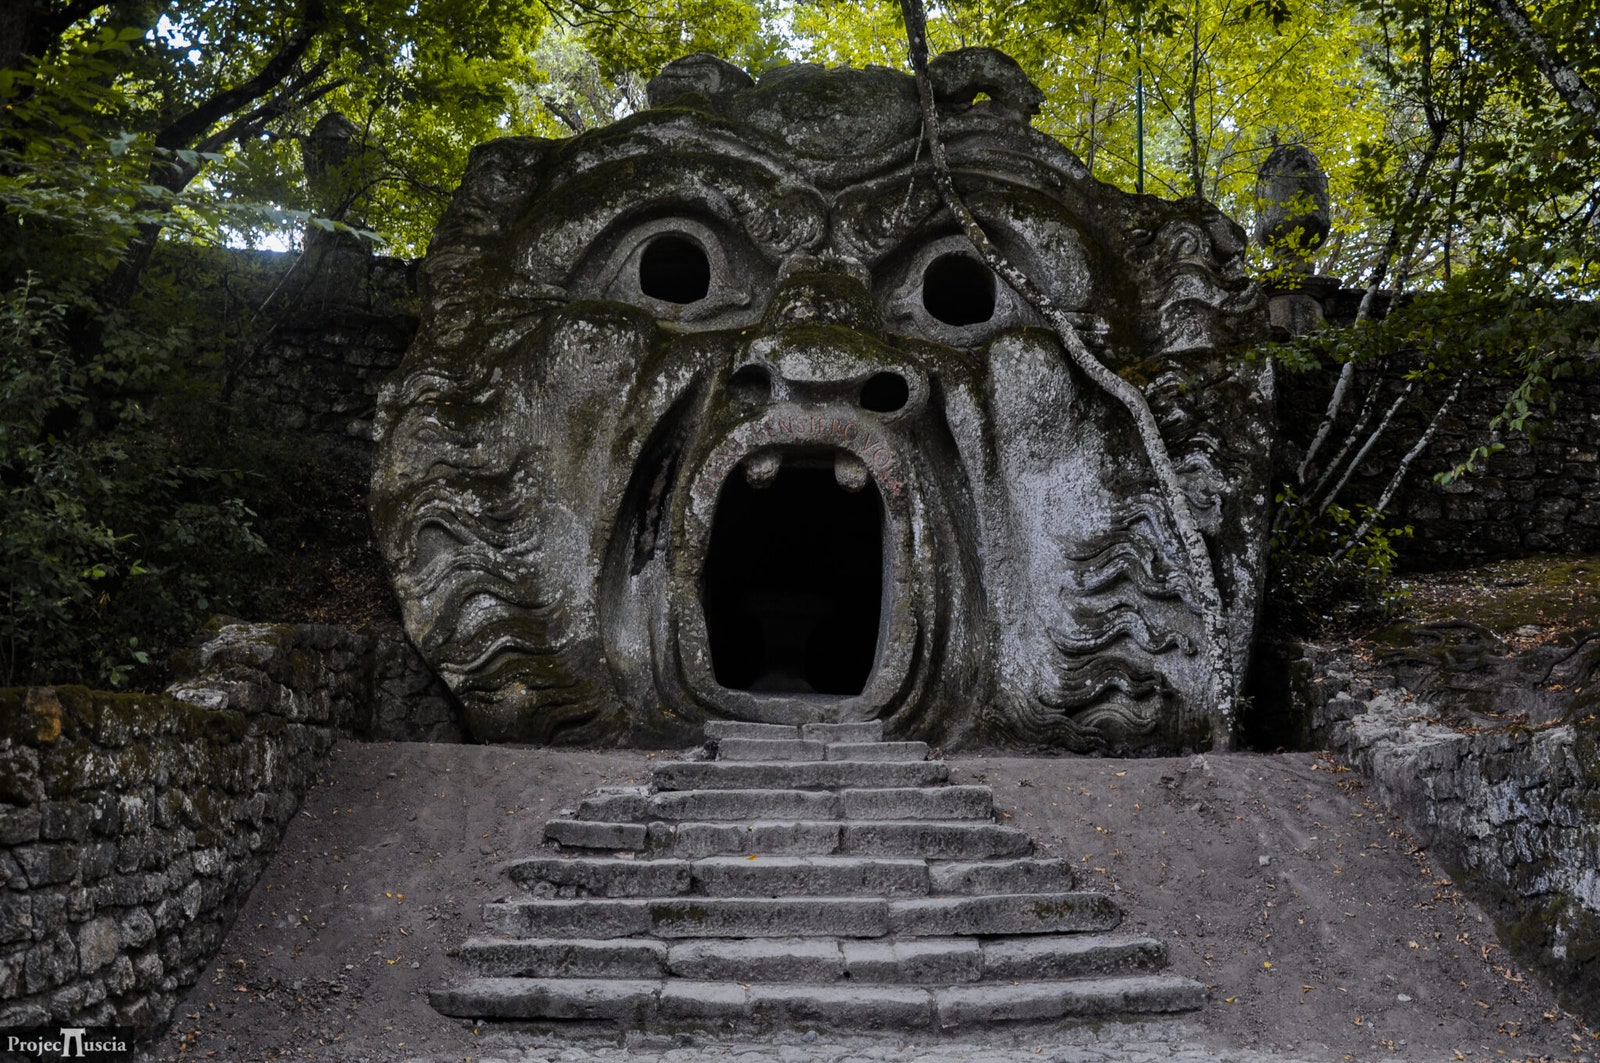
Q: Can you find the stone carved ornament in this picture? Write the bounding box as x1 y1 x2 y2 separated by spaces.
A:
371 50 1272 752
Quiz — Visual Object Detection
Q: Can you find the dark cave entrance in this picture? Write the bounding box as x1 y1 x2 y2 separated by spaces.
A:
702 453 883 696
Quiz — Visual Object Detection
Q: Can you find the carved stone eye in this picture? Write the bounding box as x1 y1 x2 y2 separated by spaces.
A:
639 234 711 304
921 252 995 327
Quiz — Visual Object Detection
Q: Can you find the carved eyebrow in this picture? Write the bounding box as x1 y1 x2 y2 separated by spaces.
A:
517 155 827 287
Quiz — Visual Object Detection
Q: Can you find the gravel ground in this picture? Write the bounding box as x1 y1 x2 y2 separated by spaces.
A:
141 742 1599 1063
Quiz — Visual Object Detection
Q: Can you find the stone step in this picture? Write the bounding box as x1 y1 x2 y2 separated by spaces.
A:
503 855 1074 898
482 892 1120 940
575 785 994 823
459 936 667 978
701 721 886 743
430 974 1207 1027
652 759 948 792
650 819 1032 859
713 738 930 762
662 933 1164 983
715 737 826 761
458 932 1169 984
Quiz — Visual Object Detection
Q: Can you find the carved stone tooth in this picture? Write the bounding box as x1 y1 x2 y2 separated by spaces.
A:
743 449 781 489
834 450 870 493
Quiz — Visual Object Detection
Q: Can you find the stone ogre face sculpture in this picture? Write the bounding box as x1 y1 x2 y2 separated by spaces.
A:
372 50 1272 752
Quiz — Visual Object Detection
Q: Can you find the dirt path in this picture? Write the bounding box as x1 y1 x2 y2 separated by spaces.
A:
147 742 1597 1062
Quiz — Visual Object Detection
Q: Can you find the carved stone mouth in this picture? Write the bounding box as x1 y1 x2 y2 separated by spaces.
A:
703 447 883 695
669 408 920 726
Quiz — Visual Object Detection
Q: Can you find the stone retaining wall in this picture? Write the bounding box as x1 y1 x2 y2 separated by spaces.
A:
1273 636 1600 1025
0 620 459 1037
1275 364 1600 567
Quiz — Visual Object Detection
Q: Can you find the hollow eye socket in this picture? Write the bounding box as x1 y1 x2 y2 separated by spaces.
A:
639 234 711 304
860 371 909 413
921 252 996 327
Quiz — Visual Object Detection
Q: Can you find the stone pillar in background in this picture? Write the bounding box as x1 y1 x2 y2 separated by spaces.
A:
1255 144 1339 337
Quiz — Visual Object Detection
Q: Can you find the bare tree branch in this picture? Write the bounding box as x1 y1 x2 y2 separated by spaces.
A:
1484 0 1600 126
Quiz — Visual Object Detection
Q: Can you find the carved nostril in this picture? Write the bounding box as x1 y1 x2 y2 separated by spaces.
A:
860 371 909 413
640 234 710 303
922 252 996 326
729 363 772 404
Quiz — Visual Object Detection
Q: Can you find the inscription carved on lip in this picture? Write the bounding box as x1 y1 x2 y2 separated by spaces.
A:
692 411 908 507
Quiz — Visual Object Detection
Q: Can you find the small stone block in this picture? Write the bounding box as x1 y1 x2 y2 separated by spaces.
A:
659 979 748 1020
459 936 667 978
429 977 660 1021
826 741 927 761
841 938 982 984
544 819 647 850
669 820 841 857
505 857 690 897
928 857 1076 895
705 721 799 740
889 892 1122 936
717 738 827 762
648 897 888 938
575 788 651 821
839 821 1031 860
801 721 884 742
981 935 1165 979
652 760 949 792
691 855 929 897
667 938 844 981
747 984 932 1029
483 899 652 939
840 786 992 820
934 975 1205 1026
652 788 840 821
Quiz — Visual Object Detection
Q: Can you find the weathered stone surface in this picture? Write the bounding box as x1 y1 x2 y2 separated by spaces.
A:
841 938 983 984
981 934 1166 978
504 858 690 897
483 899 653 939
666 820 841 857
840 786 992 820
748 984 934 1029
690 855 929 897
644 788 839 822
652 760 948 791
459 937 667 978
430 977 659 1021
544 820 648 851
933 975 1206 1026
715 737 826 761
371 48 1273 754
665 938 844 981
838 821 1031 859
825 741 927 761
802 721 884 742
889 892 1121 936
647 897 889 938
927 857 1077 894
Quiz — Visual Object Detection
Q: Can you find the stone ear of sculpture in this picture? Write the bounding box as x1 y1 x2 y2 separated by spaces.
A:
372 50 1271 752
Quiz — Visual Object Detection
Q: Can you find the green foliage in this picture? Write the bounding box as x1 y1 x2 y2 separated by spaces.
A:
0 276 267 688
1269 486 1412 630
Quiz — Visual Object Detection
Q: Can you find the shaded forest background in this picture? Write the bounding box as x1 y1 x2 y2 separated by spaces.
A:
1 0 1597 689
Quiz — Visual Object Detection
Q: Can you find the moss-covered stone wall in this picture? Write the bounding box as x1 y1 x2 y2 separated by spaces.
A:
1278 637 1600 1026
0 619 458 1038
0 684 329 1034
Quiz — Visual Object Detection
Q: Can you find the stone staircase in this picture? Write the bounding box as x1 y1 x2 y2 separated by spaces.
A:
430 721 1205 1032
